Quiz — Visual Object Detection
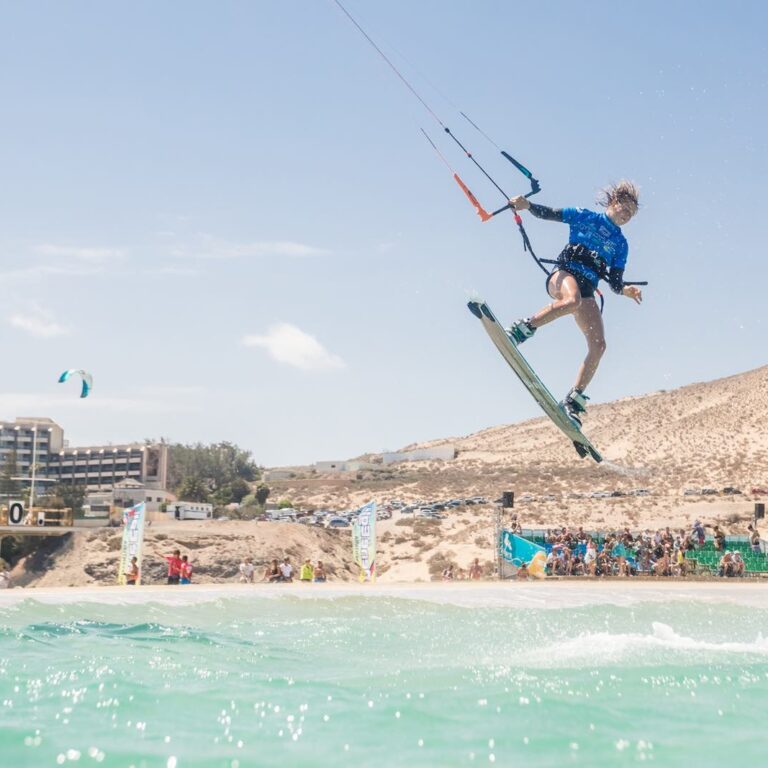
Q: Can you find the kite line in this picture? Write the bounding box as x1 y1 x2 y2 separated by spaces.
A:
331 0 550 275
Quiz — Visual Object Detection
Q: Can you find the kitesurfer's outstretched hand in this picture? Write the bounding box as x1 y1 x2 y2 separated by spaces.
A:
509 195 530 211
623 285 643 304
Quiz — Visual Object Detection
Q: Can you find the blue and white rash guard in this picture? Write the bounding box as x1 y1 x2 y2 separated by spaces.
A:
528 203 628 292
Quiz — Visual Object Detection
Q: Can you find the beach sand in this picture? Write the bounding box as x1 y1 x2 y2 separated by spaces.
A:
2 579 767 609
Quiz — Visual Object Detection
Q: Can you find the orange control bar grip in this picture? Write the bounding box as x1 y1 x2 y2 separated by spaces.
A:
453 174 492 223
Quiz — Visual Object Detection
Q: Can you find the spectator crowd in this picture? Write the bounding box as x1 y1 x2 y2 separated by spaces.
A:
239 556 328 583
536 519 762 578
117 518 763 586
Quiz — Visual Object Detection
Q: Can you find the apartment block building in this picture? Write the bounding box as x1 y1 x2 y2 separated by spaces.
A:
0 417 168 492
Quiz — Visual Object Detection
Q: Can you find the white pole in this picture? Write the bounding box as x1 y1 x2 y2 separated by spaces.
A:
29 427 38 515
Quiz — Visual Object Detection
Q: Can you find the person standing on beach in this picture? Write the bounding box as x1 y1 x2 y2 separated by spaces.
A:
126 556 139 586
264 559 281 582
164 549 182 585
748 525 761 554
239 557 255 583
279 557 293 582
313 561 327 582
179 555 193 584
299 558 314 582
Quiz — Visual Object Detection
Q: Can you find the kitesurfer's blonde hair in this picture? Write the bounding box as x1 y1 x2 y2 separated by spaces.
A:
597 180 640 210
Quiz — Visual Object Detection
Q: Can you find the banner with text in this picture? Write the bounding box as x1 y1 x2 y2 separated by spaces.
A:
117 502 146 585
352 501 376 582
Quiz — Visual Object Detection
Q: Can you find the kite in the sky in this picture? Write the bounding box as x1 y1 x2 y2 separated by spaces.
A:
58 369 93 398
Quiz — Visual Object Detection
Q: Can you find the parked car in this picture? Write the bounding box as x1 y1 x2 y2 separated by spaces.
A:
701 488 718 495
610 490 626 498
325 517 350 528
751 487 768 496
270 507 297 519
683 488 701 496
632 489 651 496
722 487 742 495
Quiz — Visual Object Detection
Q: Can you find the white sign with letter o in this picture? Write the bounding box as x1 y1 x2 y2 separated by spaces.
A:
8 500 25 526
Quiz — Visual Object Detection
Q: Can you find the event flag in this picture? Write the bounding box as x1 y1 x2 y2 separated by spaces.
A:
352 501 376 582
117 502 146 585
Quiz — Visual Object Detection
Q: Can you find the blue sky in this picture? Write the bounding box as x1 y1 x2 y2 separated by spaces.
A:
1 1 766 466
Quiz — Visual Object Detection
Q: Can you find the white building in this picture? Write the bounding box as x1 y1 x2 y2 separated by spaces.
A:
0 417 168 492
381 445 457 465
314 460 378 474
166 501 213 520
111 478 176 513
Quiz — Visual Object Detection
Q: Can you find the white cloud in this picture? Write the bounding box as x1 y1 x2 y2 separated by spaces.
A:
0 388 203 415
144 265 201 277
9 307 69 338
243 323 345 371
0 263 104 284
242 241 329 257
36 244 126 264
172 236 330 260
0 243 127 286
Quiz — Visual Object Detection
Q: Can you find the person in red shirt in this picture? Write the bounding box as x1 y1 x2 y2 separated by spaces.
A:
179 555 193 585
165 549 182 585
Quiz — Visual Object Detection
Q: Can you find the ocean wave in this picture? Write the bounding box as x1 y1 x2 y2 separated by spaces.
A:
508 621 768 668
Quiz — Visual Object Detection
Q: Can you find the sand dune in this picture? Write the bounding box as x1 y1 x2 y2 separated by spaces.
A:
264 365 768 579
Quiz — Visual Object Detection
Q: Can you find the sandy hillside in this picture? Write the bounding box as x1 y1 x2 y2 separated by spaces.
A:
9 521 361 588
269 365 768 510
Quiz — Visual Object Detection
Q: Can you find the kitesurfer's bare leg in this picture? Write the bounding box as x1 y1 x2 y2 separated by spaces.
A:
572 297 606 391
529 270 582 328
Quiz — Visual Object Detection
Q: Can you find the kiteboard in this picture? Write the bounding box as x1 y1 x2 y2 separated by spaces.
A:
467 299 602 463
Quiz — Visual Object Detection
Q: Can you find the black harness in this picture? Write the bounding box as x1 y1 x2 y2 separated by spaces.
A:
527 243 646 314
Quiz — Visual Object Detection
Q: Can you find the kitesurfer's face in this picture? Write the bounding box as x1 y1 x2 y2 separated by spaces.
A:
607 199 637 226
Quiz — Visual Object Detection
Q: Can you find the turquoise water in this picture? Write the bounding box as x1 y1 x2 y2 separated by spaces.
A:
1 587 768 767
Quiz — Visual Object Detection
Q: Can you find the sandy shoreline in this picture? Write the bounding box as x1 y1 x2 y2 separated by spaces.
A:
2 580 767 610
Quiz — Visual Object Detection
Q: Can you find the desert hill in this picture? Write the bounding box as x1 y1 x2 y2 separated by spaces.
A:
268 365 768 521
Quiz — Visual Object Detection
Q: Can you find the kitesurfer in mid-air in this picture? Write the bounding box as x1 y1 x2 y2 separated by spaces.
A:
506 180 642 426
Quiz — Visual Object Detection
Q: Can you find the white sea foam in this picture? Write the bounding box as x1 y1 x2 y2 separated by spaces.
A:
507 621 768 668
